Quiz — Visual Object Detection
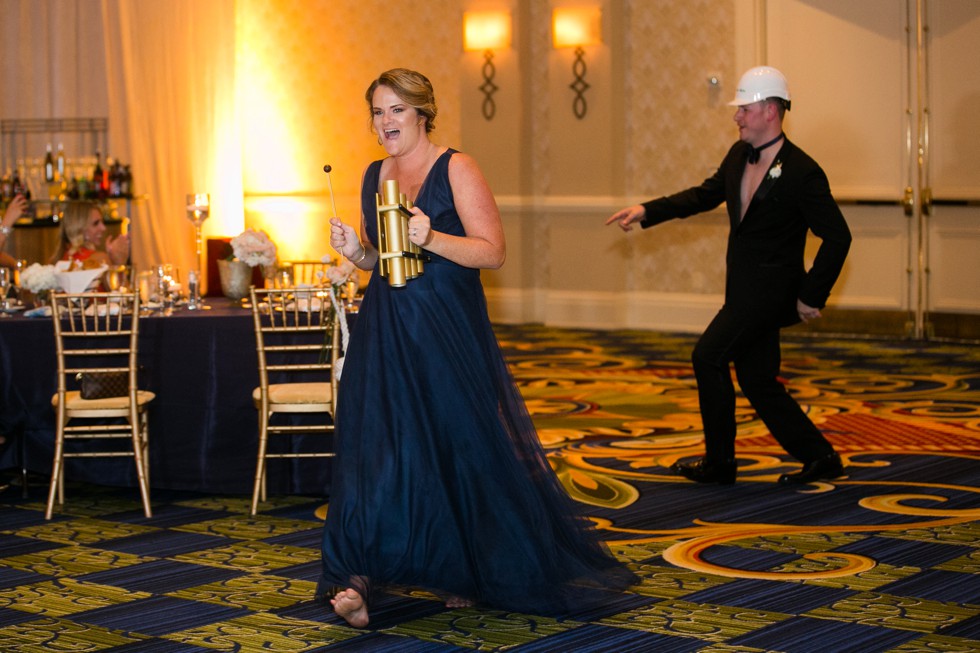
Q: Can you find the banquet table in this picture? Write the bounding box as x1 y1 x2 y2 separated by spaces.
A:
0 297 338 496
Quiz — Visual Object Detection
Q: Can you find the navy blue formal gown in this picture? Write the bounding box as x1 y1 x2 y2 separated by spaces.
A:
318 150 636 615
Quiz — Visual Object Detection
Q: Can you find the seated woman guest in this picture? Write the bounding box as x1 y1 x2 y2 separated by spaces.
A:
51 201 129 268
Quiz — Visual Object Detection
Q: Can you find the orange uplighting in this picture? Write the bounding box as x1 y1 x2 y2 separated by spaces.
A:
236 8 317 258
244 196 332 263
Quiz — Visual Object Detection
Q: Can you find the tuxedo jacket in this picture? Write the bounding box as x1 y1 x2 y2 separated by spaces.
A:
640 137 851 326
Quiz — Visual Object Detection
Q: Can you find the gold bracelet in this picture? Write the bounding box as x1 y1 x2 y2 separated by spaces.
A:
349 247 367 264
0 224 12 236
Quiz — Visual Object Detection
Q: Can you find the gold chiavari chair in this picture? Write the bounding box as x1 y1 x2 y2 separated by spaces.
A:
249 286 340 515
288 260 334 287
47 291 154 519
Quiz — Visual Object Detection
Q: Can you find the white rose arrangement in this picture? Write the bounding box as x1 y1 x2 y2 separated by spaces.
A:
19 263 61 293
768 161 783 180
322 258 357 287
230 229 278 267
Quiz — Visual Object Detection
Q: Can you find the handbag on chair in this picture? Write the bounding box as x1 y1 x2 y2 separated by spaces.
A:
76 371 130 399
75 365 146 399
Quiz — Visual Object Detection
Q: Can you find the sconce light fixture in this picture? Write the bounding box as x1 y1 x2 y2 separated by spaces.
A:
463 10 512 120
552 6 602 119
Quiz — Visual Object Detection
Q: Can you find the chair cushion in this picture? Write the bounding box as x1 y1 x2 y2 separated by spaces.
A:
253 382 332 405
53 390 156 410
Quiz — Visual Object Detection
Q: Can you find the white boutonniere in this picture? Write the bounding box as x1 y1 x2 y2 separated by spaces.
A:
768 161 782 179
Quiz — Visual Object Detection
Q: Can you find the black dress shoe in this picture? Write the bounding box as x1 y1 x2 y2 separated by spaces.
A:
671 458 737 484
778 453 844 485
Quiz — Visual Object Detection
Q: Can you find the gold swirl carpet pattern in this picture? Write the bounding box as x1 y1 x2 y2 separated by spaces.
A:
0 326 978 652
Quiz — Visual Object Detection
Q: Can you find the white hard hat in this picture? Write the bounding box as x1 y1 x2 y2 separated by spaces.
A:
729 66 791 110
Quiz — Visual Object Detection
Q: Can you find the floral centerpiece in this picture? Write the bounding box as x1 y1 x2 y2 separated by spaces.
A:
218 229 278 300
316 256 357 378
230 228 277 267
19 263 61 306
322 257 357 288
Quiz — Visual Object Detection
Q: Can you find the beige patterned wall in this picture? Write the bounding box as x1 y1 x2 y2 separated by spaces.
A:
237 0 462 221
625 0 735 194
622 0 735 295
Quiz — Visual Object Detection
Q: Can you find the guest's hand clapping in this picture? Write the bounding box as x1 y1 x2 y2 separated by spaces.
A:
2 195 28 231
106 233 130 265
1 196 27 269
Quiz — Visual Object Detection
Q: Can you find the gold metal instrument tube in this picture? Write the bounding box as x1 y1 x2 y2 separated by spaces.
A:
379 180 407 287
400 191 420 280
375 178 429 287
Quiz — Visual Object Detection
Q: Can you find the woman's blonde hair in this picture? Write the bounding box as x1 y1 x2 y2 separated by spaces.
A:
365 68 437 133
52 201 102 262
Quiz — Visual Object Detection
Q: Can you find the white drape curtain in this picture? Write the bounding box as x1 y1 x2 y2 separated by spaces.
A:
101 0 243 283
0 0 107 120
1 0 243 285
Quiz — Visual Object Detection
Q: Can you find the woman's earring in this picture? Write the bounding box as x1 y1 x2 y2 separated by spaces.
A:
377 135 383 145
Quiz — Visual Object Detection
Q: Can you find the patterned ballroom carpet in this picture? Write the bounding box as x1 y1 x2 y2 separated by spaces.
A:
1 325 978 652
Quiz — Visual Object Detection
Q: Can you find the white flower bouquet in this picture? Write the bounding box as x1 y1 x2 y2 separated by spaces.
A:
230 229 278 267
322 258 357 287
19 263 61 293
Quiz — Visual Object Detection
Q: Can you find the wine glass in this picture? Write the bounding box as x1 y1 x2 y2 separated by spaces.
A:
104 265 131 292
0 267 11 314
342 273 360 311
137 270 155 313
12 259 27 287
186 193 210 309
12 259 27 304
102 265 131 312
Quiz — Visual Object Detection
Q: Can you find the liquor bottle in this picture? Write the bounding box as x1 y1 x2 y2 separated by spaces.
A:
100 157 110 198
121 165 133 198
1 168 11 201
109 158 122 197
78 175 91 200
44 144 55 183
56 143 66 181
92 152 105 200
11 169 25 197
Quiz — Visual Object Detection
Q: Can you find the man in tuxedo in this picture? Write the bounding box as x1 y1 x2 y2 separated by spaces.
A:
606 66 851 485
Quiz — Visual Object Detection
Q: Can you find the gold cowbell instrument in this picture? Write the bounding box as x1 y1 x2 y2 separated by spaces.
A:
376 179 429 287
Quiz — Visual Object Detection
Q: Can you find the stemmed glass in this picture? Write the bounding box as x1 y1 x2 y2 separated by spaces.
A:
186 193 209 309
105 265 131 292
0 268 11 315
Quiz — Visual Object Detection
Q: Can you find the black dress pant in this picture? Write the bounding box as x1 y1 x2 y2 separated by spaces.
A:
691 305 836 464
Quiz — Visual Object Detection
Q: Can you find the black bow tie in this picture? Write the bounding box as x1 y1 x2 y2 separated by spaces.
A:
747 133 784 164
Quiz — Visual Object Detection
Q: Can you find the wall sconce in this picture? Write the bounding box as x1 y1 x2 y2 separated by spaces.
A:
552 6 602 120
463 10 512 121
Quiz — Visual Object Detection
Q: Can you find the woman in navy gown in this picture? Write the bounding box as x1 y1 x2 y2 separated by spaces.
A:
321 68 636 628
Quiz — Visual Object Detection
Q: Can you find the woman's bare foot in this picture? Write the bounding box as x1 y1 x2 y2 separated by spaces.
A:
331 588 369 628
445 595 474 609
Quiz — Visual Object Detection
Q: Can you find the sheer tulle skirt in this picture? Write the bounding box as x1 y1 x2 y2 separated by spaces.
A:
317 264 635 615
